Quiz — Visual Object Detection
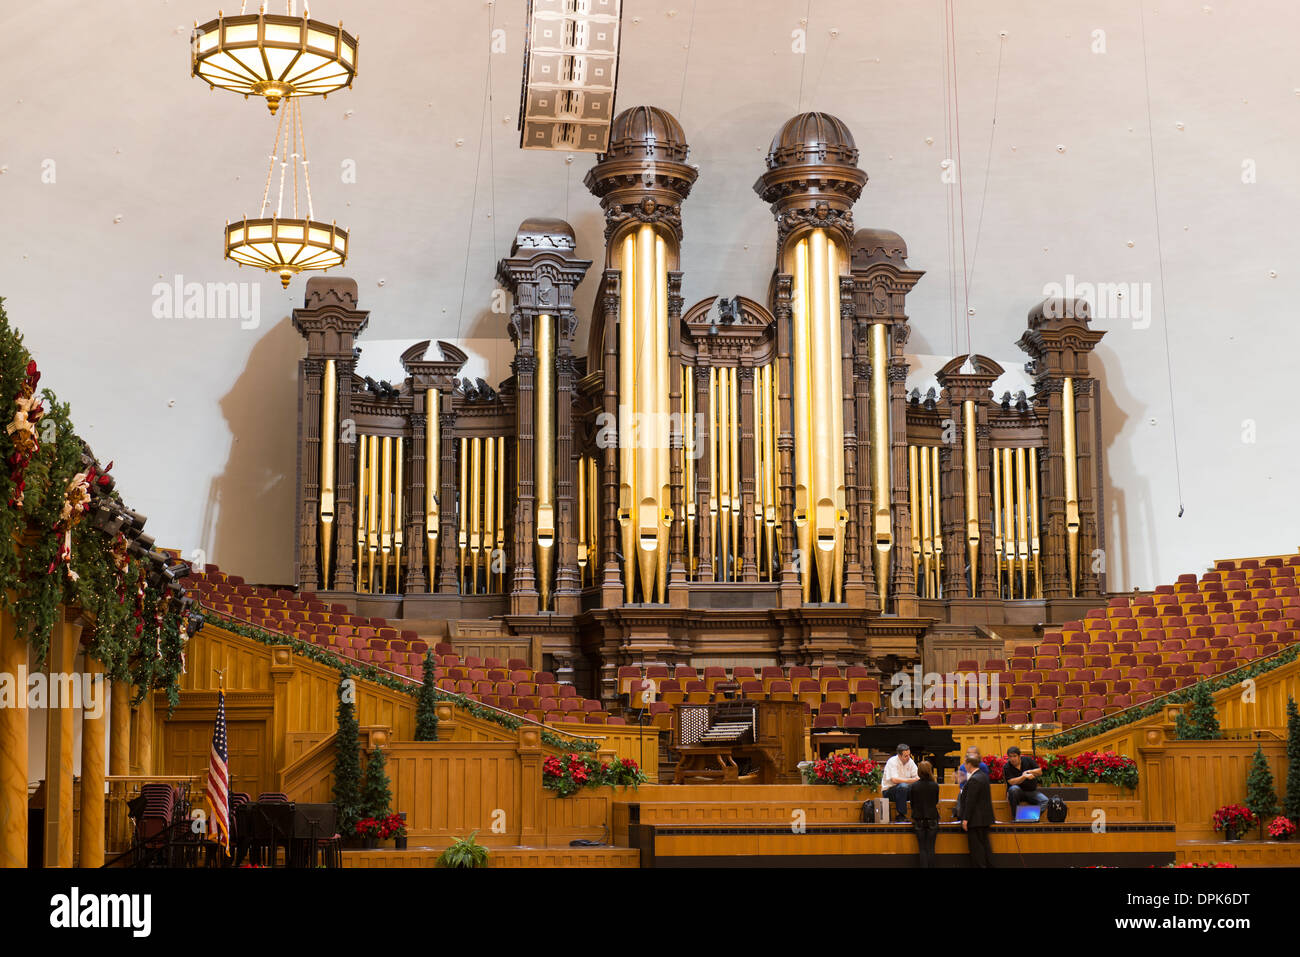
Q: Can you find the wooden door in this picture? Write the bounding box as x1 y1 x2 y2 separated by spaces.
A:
163 720 270 799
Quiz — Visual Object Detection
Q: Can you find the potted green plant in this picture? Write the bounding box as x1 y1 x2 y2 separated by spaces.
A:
437 831 489 868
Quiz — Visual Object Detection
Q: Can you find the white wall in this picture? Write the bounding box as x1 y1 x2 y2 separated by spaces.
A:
1 0 1297 590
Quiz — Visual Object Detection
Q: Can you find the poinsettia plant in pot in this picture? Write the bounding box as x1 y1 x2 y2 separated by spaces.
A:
1212 804 1256 841
1267 815 1295 841
801 753 882 792
354 817 383 849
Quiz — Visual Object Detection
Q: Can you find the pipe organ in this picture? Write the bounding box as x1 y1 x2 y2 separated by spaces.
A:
291 108 1109 696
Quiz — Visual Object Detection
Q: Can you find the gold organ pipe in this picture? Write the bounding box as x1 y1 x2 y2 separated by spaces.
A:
728 365 740 586
367 434 380 593
319 359 337 589
655 233 670 602
1014 446 1029 599
634 224 659 600
469 436 482 594
496 435 505 592
919 445 933 597
791 239 813 602
1062 376 1080 597
577 449 587 583
869 321 891 610
930 445 943 598
356 433 368 590
535 312 555 610
708 365 718 581
826 237 846 604
483 433 496 595
1029 446 1042 598
717 366 731 580
458 435 468 592
908 445 921 590
1001 447 1016 599
752 365 763 578
684 367 696 578
380 436 392 592
587 456 598 580
962 399 979 598
618 232 637 602
991 446 1002 597
810 229 838 603
765 362 778 569
380 436 393 593
426 389 439 584
394 436 404 593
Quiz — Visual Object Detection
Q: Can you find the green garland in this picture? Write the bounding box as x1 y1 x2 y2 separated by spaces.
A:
0 298 185 704
201 609 600 752
1041 644 1300 750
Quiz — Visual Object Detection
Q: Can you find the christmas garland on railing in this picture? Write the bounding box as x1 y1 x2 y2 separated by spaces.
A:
0 298 190 706
1040 643 1300 750
201 609 600 752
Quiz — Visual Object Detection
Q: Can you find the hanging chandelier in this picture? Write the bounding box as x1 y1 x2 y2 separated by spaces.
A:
192 1 358 115
225 98 348 287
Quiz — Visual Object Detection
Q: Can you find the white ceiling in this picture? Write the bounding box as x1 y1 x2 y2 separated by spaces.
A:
1 0 1297 588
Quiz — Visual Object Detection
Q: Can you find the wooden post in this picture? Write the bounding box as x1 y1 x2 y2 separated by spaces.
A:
0 606 27 868
44 612 81 867
78 656 107 867
108 679 131 853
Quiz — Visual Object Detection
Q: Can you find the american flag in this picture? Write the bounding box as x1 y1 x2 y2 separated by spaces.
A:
206 690 230 855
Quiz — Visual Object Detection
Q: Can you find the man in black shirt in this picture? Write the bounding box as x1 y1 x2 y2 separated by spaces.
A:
1003 746 1049 818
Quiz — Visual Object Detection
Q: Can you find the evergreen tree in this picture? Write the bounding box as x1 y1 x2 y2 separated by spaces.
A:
1284 696 1300 824
1245 744 1278 840
414 649 440 741
331 677 365 834
1173 681 1221 740
362 746 393 821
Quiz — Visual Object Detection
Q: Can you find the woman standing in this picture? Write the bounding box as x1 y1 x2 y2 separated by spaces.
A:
910 760 941 867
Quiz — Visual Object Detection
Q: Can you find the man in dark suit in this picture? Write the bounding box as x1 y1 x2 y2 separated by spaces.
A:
957 755 995 867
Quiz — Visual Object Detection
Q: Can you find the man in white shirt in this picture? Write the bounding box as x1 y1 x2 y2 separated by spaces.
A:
881 744 920 823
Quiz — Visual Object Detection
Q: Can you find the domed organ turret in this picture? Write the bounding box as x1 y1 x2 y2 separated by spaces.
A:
755 112 868 605
586 106 697 603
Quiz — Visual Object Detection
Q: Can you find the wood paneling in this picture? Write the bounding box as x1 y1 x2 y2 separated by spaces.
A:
1139 739 1288 840
341 846 639 868
162 720 268 799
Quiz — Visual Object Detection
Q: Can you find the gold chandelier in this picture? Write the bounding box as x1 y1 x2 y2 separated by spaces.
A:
192 2 358 115
225 98 348 287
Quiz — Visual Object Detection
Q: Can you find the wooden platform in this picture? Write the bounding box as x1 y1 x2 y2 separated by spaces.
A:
342 846 639 868
1176 839 1300 868
626 821 1175 867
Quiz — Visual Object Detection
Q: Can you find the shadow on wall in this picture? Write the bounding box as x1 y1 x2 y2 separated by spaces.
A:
1095 340 1144 592
199 313 300 585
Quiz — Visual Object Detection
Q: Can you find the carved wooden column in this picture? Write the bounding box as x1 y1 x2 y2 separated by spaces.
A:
1017 297 1105 600
599 271 623 606
496 219 592 615
107 678 130 855
403 408 428 593
974 415 999 599
773 277 799 606
291 278 371 592
850 230 925 612
839 277 866 605
667 272 690 601
854 328 876 598
437 402 460 594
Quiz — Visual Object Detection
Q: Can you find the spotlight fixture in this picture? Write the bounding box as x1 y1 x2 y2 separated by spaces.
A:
192 2 359 115
225 98 348 288
518 0 623 152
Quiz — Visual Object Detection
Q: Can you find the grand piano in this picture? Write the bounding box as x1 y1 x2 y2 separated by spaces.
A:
837 719 962 782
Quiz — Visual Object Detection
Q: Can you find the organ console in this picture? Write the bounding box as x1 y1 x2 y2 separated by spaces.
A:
289 106 1108 705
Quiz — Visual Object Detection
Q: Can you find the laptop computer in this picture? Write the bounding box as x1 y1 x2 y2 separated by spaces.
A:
1015 803 1043 822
